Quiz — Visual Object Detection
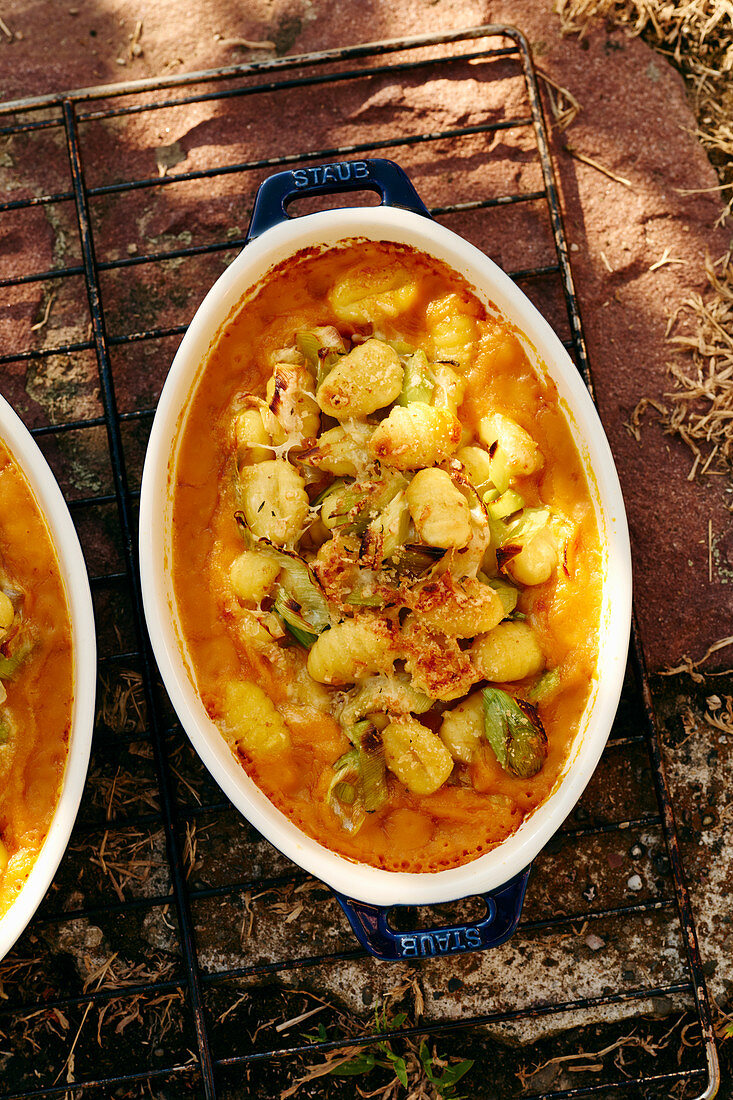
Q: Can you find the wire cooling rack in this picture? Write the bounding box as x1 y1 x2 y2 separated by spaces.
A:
0 24 720 1100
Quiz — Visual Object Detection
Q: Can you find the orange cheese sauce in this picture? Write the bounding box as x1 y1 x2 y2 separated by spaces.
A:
172 241 603 873
0 441 74 918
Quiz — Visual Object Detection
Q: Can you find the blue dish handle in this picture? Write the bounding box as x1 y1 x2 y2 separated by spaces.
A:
334 866 531 962
245 158 431 242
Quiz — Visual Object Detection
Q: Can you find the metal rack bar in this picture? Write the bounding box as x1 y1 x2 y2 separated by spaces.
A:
0 116 532 216
0 1066 198 1100
214 981 697 1064
0 23 718 1100
0 189 548 290
0 26 522 114
74 44 522 124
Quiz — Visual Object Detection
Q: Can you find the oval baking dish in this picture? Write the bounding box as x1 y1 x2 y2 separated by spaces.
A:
0 394 96 964
139 159 631 960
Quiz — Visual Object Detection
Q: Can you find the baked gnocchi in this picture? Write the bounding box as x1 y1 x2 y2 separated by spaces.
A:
172 241 603 873
0 440 73 918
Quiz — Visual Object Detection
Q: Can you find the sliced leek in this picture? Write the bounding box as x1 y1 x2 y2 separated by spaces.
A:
488 443 511 495
482 686 548 778
234 510 330 634
327 749 365 833
358 723 389 812
487 489 525 521
485 577 519 617
327 723 388 826
274 588 319 648
295 330 322 370
0 631 34 680
526 667 562 704
398 350 434 407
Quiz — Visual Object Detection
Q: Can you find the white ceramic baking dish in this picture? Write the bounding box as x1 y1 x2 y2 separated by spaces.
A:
139 159 631 959
0 394 96 964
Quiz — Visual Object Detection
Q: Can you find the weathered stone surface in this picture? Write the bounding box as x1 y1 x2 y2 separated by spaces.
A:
0 1 730 1091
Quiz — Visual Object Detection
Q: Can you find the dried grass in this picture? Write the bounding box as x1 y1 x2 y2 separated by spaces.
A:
659 634 733 679
517 1016 685 1090
703 692 733 734
74 826 166 902
85 757 160 821
628 251 733 480
96 669 146 735
664 251 733 478
555 0 733 221
281 978 469 1100
537 70 583 131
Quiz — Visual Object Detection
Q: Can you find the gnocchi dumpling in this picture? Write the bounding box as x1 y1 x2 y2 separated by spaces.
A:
229 550 281 604
338 672 433 728
222 681 291 756
233 608 284 648
470 621 545 682
369 403 461 470
426 293 480 367
0 591 15 637
406 467 471 549
454 445 494 496
440 691 484 763
239 459 309 546
300 422 373 477
317 339 403 419
307 616 396 685
381 715 453 795
477 412 543 478
431 361 467 415
401 619 480 701
233 396 285 466
266 360 320 440
329 264 419 323
505 529 558 586
414 579 505 638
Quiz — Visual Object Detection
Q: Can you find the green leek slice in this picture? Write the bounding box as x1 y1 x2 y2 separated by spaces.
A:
386 338 415 356
296 330 322 370
488 444 511 495
504 507 550 545
274 588 319 648
343 720 389 813
487 489 525 521
358 724 388 812
316 350 342 389
0 633 34 681
344 590 387 607
333 781 357 805
360 488 410 569
526 667 562 704
482 687 548 778
327 749 366 833
390 543 446 577
398 350 434 407
485 577 519 617
234 512 330 635
277 560 330 634
322 475 407 540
